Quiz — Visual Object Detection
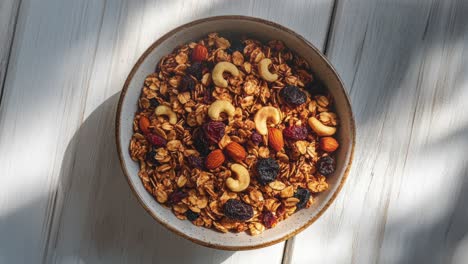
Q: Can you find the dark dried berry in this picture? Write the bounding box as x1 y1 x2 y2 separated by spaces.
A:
185 210 199 221
186 62 203 80
256 158 280 185
283 125 308 141
179 75 196 92
223 199 253 221
262 211 277 228
147 134 167 147
203 121 225 144
306 79 328 95
203 87 214 104
149 98 160 108
227 39 245 54
294 187 311 210
187 155 204 169
251 132 263 145
279 85 307 107
317 156 335 176
168 190 188 205
193 128 211 156
145 148 158 164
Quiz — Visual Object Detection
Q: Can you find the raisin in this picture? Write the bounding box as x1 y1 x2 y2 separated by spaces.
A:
186 210 199 221
145 148 158 165
283 125 308 141
279 85 307 107
186 62 203 80
147 134 167 147
193 128 211 156
251 132 263 145
317 156 335 176
187 155 204 169
261 211 277 228
202 121 225 144
168 190 188 205
179 75 196 92
149 98 160 108
294 187 310 210
227 39 245 54
223 199 253 221
256 158 280 185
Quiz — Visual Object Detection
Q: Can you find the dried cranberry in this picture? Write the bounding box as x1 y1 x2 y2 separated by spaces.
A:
147 134 167 147
179 75 195 92
256 158 280 185
187 155 204 169
193 128 211 156
279 85 307 107
251 132 263 145
202 121 225 144
168 190 188 205
149 98 160 108
186 62 203 80
223 199 253 221
317 156 335 176
261 211 277 228
186 210 199 221
294 187 311 210
283 125 308 141
145 148 158 165
227 39 245 54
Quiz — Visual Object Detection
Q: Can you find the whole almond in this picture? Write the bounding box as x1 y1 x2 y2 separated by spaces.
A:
192 44 208 62
319 137 339 152
139 116 151 134
268 128 284 152
205 149 225 170
224 142 247 162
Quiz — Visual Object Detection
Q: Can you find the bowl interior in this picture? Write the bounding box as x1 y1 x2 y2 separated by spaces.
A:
117 16 354 250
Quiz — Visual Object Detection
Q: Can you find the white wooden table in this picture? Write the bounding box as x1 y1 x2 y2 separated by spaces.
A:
1 0 468 263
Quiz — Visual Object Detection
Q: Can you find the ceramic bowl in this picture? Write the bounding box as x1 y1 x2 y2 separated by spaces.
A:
116 15 355 250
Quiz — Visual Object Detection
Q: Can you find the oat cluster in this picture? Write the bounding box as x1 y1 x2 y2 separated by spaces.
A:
129 33 339 235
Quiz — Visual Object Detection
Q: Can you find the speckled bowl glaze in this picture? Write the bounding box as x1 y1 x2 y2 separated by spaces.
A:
116 16 355 250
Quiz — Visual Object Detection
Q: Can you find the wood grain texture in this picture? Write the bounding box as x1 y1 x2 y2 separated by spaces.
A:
290 0 468 263
0 0 20 104
0 0 334 263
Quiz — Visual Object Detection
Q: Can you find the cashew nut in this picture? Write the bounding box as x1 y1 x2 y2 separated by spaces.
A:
212 61 239 88
155 105 177 125
308 117 336 136
208 100 235 121
258 58 278 82
226 163 250 192
254 106 281 135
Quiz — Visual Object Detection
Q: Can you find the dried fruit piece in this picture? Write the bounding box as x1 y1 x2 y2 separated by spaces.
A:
147 134 167 147
294 187 310 210
187 155 204 169
193 128 211 156
149 98 160 108
223 199 253 221
145 148 158 165
251 132 262 145
268 128 284 152
203 121 226 144
279 85 307 107
179 75 195 92
205 149 225 170
139 116 151 134
192 44 208 62
283 125 308 141
186 62 203 79
256 158 280 185
317 156 335 176
168 190 188 205
224 142 247 162
319 137 339 152
186 210 199 221
261 211 277 228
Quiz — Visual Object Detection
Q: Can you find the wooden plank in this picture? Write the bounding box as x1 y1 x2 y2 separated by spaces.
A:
289 0 468 263
0 0 21 104
0 0 335 263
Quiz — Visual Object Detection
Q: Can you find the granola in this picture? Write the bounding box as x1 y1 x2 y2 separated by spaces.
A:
129 33 340 235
